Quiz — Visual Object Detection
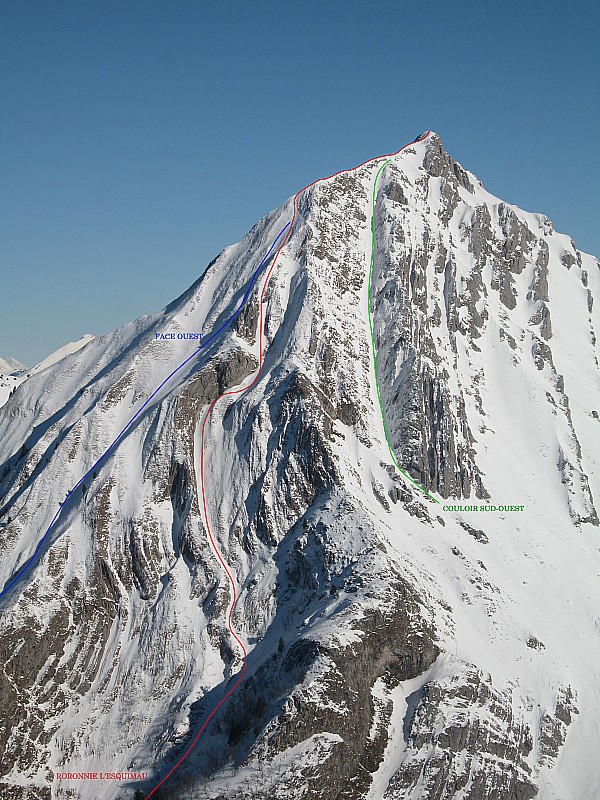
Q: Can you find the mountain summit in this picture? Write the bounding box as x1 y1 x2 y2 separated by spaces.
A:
0 133 598 800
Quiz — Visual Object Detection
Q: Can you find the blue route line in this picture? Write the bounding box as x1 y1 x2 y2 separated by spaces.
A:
0 220 291 601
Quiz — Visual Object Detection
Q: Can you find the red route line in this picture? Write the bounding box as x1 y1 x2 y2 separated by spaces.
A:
144 130 431 799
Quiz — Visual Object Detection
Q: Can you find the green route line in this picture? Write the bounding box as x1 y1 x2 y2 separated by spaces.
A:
367 159 440 505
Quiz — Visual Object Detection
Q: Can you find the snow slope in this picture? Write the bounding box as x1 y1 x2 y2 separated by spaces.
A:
0 337 95 409
26 334 95 377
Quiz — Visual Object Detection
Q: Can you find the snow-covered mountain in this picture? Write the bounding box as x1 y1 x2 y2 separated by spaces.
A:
0 356 25 375
0 337 95 409
26 334 95 378
0 133 598 800
0 357 25 409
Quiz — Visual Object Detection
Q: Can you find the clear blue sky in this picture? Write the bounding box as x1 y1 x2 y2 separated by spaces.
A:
1 0 598 366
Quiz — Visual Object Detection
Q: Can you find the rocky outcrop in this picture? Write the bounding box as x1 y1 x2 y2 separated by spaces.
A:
385 667 540 800
371 165 488 499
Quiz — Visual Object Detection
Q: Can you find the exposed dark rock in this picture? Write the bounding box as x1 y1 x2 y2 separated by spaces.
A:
526 636 545 650
531 337 554 371
386 667 538 800
423 136 474 193
189 574 439 800
0 785 51 799
383 181 408 205
234 297 259 344
459 520 489 544
528 242 550 303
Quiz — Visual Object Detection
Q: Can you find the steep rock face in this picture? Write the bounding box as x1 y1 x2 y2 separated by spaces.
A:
388 666 539 800
371 136 598 520
0 133 598 800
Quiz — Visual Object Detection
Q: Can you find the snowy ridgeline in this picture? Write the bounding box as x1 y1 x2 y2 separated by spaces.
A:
0 335 94 408
0 133 598 800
